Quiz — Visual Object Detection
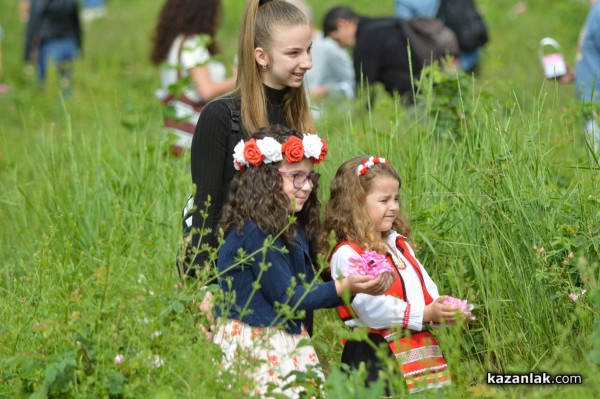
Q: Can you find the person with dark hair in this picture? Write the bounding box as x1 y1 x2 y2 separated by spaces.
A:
151 0 236 152
322 5 422 101
180 0 316 281
24 0 82 97
213 125 392 397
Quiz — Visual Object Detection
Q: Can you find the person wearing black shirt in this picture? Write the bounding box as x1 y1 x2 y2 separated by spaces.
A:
181 0 315 281
323 6 422 101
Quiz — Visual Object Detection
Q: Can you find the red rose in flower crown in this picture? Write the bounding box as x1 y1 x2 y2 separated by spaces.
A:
243 139 265 166
282 136 305 163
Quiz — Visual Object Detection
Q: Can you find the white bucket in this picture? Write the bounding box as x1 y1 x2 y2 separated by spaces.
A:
539 37 567 79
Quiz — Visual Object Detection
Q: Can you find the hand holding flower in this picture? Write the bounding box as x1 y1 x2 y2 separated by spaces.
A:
335 272 395 297
424 295 475 325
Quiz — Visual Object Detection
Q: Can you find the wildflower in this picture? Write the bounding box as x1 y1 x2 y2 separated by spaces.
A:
568 252 574 259
539 247 545 253
568 293 579 302
150 330 162 339
114 354 125 365
533 245 538 250
343 250 393 277
149 354 164 368
568 289 587 302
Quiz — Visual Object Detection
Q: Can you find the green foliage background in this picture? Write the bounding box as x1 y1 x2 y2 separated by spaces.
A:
0 0 598 397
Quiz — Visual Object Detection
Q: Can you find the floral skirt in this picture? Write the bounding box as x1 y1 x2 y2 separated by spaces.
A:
213 319 324 398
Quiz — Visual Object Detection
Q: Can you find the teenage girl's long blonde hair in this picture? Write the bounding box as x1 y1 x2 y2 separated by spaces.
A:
235 0 314 134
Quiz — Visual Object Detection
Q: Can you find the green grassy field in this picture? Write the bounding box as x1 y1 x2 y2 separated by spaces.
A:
1 0 599 397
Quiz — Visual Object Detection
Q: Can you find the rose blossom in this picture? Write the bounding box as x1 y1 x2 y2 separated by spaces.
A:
302 134 324 160
243 139 265 166
314 138 328 164
256 137 283 164
342 250 393 277
233 140 248 170
282 136 304 163
442 296 474 316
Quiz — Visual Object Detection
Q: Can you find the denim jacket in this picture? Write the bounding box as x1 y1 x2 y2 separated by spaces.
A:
216 221 340 334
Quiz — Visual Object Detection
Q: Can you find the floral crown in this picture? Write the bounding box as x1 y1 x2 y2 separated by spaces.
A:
356 156 389 176
233 134 328 170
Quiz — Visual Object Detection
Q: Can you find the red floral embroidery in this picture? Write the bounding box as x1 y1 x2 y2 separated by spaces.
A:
268 355 280 366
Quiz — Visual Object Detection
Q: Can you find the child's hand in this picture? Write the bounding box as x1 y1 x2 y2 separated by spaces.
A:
424 295 472 325
336 272 395 296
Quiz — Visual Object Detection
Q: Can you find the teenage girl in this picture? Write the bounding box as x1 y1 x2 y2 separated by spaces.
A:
181 0 315 280
323 156 471 394
213 127 392 397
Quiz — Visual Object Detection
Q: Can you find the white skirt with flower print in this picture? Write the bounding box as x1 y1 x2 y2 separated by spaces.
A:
213 319 324 398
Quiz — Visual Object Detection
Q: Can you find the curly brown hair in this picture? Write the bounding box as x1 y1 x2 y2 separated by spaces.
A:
219 125 322 246
150 0 221 65
322 156 411 256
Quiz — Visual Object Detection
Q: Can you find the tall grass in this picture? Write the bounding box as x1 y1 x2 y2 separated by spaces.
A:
1 0 599 397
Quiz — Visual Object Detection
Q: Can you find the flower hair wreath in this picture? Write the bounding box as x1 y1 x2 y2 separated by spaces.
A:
233 134 328 170
356 156 389 176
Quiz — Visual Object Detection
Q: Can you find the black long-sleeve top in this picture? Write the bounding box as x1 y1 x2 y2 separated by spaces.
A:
353 16 421 98
187 85 290 274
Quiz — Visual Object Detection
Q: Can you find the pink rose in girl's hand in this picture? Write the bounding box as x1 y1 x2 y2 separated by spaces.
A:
442 296 474 316
343 250 394 277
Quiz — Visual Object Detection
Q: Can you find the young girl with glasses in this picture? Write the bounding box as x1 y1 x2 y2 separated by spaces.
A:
323 156 473 395
213 127 393 397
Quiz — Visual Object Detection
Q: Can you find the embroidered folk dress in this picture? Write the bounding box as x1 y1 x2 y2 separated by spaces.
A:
330 230 451 393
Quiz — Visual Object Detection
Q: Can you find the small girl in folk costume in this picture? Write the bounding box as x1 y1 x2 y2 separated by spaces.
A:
213 128 393 397
323 156 473 395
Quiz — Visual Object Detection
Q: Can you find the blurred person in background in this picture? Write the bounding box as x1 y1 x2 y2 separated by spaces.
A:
323 5 421 102
394 0 487 73
0 25 7 94
575 0 600 158
24 0 82 97
286 0 355 105
150 0 236 154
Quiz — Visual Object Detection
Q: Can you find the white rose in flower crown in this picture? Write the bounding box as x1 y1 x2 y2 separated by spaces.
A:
302 134 323 160
233 140 248 170
256 137 283 164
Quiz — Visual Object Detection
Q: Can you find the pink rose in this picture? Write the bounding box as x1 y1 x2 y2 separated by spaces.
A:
343 250 393 277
